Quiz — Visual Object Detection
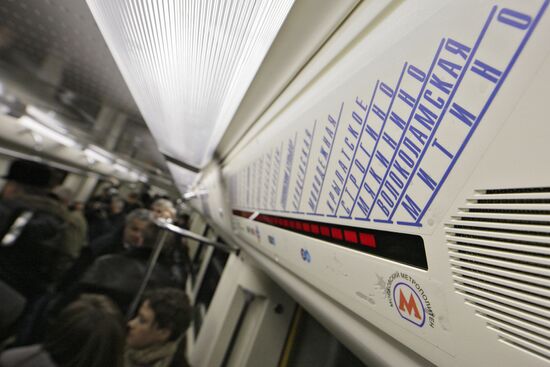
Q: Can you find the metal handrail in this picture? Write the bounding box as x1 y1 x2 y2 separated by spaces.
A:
153 219 238 254
126 219 237 319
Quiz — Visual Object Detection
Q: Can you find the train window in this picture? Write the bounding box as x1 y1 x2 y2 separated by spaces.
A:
190 229 230 340
280 307 366 367
188 226 212 285
186 214 207 259
195 242 230 309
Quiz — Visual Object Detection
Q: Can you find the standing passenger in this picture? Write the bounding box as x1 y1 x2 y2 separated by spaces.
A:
0 160 77 301
51 186 88 258
0 294 125 367
126 288 191 367
151 199 176 223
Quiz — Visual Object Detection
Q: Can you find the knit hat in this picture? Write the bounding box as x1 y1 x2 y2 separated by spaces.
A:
3 159 52 188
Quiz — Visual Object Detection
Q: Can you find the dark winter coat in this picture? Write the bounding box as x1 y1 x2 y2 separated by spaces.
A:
78 247 178 313
0 345 57 367
0 195 79 300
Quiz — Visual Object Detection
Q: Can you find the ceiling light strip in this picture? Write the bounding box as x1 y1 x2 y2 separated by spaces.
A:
87 0 294 169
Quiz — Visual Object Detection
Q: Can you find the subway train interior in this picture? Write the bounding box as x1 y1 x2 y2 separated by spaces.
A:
0 0 549 366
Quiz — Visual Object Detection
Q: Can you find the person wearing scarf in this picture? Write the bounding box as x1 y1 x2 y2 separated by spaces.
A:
125 288 191 367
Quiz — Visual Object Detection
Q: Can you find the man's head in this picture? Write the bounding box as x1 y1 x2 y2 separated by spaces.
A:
151 198 176 222
127 192 141 204
1 159 53 199
127 288 191 349
110 196 125 214
123 209 156 248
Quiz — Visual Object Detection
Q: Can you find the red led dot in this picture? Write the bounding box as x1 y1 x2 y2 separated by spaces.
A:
344 230 358 243
320 226 330 236
303 223 311 232
359 233 376 248
296 222 303 231
331 228 343 240
311 224 320 234
283 219 289 227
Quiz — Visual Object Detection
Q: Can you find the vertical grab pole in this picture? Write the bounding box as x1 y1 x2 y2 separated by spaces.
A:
126 229 170 320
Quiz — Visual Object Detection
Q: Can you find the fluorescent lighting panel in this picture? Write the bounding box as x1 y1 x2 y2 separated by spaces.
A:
166 162 197 192
87 0 294 168
84 146 112 164
26 105 66 132
113 162 130 173
19 116 78 148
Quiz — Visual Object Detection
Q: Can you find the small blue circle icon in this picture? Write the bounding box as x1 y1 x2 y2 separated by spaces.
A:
300 248 311 263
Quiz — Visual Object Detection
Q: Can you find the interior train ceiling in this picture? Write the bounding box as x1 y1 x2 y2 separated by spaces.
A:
0 0 362 191
0 0 172 176
0 0 139 116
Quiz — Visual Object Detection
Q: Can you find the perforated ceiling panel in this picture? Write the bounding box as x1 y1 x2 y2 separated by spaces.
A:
0 0 139 115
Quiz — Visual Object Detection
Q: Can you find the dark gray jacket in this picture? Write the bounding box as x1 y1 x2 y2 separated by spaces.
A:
0 345 57 367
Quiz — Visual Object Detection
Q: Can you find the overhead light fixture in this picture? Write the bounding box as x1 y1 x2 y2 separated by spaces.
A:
26 105 66 132
113 162 129 173
19 116 79 148
166 162 198 193
87 0 295 169
182 190 208 201
138 174 148 183
84 145 112 164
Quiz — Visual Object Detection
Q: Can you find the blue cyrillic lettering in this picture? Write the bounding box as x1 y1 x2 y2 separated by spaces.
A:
471 59 502 83
498 8 531 29
450 102 476 127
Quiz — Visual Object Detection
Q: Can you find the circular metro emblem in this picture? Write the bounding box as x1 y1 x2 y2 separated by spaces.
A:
392 282 426 327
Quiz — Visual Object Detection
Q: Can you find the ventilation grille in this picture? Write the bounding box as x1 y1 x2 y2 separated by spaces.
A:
446 188 550 362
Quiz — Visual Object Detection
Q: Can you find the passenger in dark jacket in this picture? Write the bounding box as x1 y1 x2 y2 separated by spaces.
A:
56 209 158 292
0 160 78 301
0 294 125 367
0 280 26 343
76 211 180 313
78 247 178 313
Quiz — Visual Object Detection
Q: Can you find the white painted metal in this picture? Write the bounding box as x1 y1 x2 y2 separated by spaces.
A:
189 254 294 367
193 0 550 366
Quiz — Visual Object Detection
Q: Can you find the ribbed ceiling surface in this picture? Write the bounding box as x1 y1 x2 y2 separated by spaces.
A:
87 0 294 168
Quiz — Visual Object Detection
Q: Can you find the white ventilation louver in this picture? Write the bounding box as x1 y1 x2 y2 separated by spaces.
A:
446 188 550 362
86 0 295 169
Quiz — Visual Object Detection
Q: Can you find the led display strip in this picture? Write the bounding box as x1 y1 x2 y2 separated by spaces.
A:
233 210 427 269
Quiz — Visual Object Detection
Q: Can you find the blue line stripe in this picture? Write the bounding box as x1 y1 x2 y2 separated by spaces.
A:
264 148 274 209
283 132 298 211
413 1 549 225
257 156 263 209
389 6 497 221
272 142 284 210
313 102 345 213
396 221 422 227
332 80 381 215
296 120 318 210
348 40 445 218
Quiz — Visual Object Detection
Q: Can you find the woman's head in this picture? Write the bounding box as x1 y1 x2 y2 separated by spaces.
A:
44 294 126 367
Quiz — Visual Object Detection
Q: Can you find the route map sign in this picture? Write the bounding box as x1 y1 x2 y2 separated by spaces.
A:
227 1 548 229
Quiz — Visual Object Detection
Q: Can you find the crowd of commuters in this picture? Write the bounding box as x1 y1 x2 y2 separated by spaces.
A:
0 159 193 367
